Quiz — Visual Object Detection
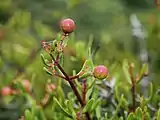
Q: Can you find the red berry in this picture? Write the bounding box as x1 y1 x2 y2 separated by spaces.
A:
1 86 12 96
93 65 108 80
60 18 75 34
21 80 31 92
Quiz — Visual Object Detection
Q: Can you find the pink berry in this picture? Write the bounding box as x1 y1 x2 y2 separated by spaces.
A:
46 83 56 93
21 80 31 92
93 65 108 80
1 86 12 96
60 18 75 34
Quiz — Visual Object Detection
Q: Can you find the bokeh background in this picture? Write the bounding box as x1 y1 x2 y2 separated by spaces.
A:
0 0 159 119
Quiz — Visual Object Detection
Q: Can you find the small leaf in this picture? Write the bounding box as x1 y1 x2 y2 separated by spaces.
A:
39 107 46 120
25 109 33 120
31 101 37 116
104 113 109 120
87 79 96 90
52 40 57 49
90 98 101 112
136 64 148 83
72 70 81 89
119 117 123 120
34 116 39 120
79 72 92 79
157 109 160 120
43 67 53 76
78 59 93 78
146 83 153 102
145 112 151 120
57 86 65 102
140 96 146 109
95 105 101 119
60 53 64 66
53 97 72 118
127 112 135 120
115 86 121 102
135 107 143 118
111 95 124 120
83 98 94 113
87 34 94 60
90 86 99 99
86 86 93 100
122 59 131 84
40 53 48 66
65 99 75 114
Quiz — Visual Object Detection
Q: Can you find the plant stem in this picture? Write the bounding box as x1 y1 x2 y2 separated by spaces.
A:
82 79 87 104
53 73 67 80
129 63 136 112
70 74 80 80
49 53 92 120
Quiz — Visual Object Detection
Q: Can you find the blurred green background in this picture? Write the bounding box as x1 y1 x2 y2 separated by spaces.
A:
0 0 159 119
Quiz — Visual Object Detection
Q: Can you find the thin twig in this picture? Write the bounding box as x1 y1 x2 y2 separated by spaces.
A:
53 73 67 80
49 53 92 120
69 74 80 80
128 63 136 112
82 79 87 104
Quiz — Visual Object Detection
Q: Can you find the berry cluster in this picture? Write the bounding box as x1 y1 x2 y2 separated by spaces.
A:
0 80 31 96
40 18 109 120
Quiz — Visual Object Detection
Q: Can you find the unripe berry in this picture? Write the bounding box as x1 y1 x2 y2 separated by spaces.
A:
21 80 31 92
60 18 75 34
93 65 108 80
1 86 12 96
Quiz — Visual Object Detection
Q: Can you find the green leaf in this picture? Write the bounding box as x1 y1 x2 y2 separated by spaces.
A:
87 79 96 90
86 86 93 100
137 64 148 83
87 35 94 56
78 59 93 78
119 117 123 120
34 116 39 120
43 67 53 76
31 101 37 116
25 109 33 120
157 109 160 120
72 70 81 89
83 98 94 113
145 112 151 120
67 92 76 102
95 105 101 119
90 86 99 99
52 39 57 49
53 97 72 119
122 59 131 84
111 95 124 120
40 53 48 66
75 41 85 58
140 96 146 109
65 99 75 115
104 113 109 120
39 107 46 120
90 98 101 112
146 83 153 102
115 86 121 102
59 53 64 66
127 112 135 120
135 107 143 118
57 86 65 102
